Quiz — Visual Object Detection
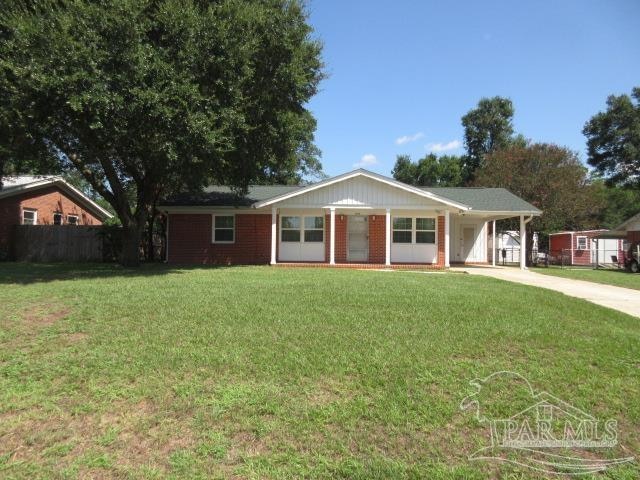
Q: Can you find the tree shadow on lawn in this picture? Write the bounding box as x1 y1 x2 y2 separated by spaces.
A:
0 262 246 285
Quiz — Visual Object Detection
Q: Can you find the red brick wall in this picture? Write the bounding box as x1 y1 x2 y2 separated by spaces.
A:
437 215 445 266
333 214 347 263
168 213 272 264
628 231 640 243
0 186 102 254
369 214 386 263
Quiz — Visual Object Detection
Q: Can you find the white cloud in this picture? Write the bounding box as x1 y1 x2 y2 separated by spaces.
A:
353 153 378 168
395 132 424 145
426 140 462 153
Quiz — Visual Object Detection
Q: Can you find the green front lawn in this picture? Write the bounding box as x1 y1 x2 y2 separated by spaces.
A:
0 264 638 479
532 265 640 290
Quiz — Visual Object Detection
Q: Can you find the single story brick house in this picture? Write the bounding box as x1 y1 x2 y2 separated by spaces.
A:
0 175 113 255
160 169 541 268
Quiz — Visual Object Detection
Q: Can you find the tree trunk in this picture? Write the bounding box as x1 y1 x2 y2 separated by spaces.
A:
121 222 144 267
526 226 534 267
147 213 155 262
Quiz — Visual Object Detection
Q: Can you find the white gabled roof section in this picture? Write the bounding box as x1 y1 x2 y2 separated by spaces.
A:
253 169 470 210
0 175 113 220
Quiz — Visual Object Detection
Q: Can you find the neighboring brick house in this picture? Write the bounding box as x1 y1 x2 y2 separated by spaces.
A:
159 169 541 269
0 176 113 255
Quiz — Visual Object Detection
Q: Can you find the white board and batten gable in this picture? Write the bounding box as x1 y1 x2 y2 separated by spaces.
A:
255 169 468 211
277 175 444 210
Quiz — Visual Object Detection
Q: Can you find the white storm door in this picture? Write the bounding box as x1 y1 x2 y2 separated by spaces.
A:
348 216 368 262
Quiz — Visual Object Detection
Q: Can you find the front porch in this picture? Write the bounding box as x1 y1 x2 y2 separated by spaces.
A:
269 208 448 267
268 208 534 270
254 171 540 270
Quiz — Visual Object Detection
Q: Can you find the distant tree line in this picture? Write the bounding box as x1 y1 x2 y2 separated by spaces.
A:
392 89 640 237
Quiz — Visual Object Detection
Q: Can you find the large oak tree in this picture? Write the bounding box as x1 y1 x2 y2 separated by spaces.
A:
0 0 323 265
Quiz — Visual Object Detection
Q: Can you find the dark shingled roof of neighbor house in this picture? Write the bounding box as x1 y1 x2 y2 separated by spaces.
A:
161 183 540 213
161 185 303 207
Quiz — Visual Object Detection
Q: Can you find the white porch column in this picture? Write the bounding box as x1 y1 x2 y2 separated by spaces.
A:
385 208 391 266
520 215 526 270
329 207 336 265
492 219 496 267
270 207 277 265
444 210 450 267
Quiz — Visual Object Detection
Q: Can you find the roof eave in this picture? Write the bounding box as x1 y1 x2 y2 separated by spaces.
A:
461 209 542 217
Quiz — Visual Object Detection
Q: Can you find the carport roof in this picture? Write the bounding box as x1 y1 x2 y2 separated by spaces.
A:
419 187 541 214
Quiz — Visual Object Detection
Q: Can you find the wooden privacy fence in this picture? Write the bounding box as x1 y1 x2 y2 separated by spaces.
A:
12 225 121 262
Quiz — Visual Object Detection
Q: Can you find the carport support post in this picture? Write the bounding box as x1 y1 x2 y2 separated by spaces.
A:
385 208 391 266
520 215 526 270
270 207 277 265
330 207 336 265
492 220 496 267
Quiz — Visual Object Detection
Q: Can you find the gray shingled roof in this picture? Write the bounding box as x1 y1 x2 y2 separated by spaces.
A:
161 182 540 213
421 187 541 213
161 185 302 207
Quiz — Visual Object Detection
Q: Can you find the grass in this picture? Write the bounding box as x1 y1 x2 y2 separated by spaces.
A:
532 265 640 290
0 263 639 479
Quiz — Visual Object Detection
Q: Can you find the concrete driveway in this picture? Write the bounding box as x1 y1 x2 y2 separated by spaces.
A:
451 266 640 318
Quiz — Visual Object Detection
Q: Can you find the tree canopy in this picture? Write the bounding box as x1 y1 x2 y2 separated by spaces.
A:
591 179 640 229
0 0 323 265
391 153 463 187
474 142 602 234
461 96 514 181
583 87 640 189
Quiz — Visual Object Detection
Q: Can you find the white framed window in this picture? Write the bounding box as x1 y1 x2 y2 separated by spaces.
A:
303 216 324 242
393 216 436 244
212 215 234 243
53 212 63 225
281 216 301 242
392 217 413 243
415 218 436 244
22 209 37 225
67 215 79 226
281 215 324 243
576 236 588 250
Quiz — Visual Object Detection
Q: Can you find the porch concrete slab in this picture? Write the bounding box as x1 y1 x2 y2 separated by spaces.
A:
449 266 640 318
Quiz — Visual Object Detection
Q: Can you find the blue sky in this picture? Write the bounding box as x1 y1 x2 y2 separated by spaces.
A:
306 0 640 177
